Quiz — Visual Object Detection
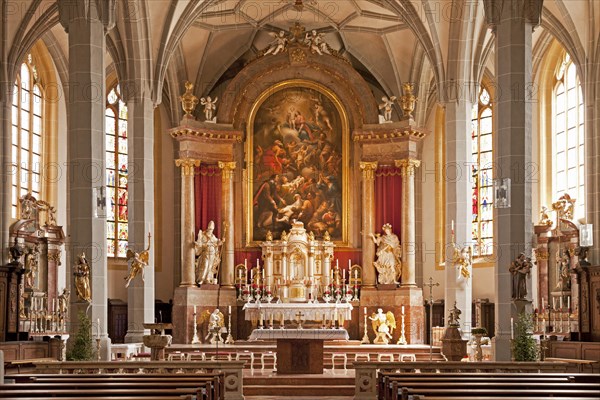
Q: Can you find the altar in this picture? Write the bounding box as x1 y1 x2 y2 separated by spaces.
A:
243 302 353 328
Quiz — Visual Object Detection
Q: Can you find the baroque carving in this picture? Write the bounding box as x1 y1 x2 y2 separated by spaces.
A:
175 158 201 176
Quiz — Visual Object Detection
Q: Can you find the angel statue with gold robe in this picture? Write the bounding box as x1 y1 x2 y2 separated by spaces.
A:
205 308 226 344
124 232 151 288
369 308 396 344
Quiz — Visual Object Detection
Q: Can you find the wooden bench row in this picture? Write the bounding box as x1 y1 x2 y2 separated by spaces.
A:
378 372 600 400
4 373 223 400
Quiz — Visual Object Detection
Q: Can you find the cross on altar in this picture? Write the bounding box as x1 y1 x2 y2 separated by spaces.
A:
295 311 305 329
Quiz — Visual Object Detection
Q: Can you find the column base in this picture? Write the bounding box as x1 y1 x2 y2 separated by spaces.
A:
492 334 512 361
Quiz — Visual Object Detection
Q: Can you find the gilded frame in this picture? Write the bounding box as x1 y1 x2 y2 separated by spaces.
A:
246 79 349 246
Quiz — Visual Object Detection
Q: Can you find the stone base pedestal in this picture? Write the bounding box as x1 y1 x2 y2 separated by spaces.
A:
172 286 236 344
359 286 424 344
277 339 323 374
441 326 468 361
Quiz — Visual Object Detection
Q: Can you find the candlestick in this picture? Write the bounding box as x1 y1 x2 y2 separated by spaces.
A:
228 305 232 315
542 297 544 310
559 296 563 310
402 305 405 315
552 297 556 310
343 269 346 282
194 305 197 314
567 296 570 310
269 313 274 328
364 307 367 315
97 318 101 338
510 317 514 340
361 312 370 344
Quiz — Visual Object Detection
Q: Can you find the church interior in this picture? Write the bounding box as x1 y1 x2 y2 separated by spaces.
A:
1 0 599 398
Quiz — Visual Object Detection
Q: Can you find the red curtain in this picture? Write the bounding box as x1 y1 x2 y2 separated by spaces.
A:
194 164 222 237
333 249 363 275
375 165 402 241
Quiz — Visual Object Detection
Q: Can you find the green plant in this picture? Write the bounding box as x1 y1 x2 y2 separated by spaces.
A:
513 313 538 361
472 327 487 335
66 311 94 361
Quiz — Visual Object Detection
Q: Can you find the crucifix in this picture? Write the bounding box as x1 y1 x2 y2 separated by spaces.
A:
425 277 440 361
295 311 305 329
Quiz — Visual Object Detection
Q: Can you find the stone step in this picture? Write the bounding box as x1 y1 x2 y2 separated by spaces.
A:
245 375 354 385
244 384 355 396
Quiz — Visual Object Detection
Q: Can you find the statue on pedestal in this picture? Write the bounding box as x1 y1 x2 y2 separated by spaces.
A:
200 96 218 122
555 252 571 291
447 301 461 327
24 244 40 289
369 308 396 344
73 253 91 303
370 223 402 284
509 252 532 299
195 221 223 285
205 309 225 344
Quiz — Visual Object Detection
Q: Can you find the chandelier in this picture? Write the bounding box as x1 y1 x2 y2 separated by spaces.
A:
285 0 318 11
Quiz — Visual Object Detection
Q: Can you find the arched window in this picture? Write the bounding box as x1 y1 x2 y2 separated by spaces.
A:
471 86 493 257
553 53 585 219
12 55 43 218
105 85 129 258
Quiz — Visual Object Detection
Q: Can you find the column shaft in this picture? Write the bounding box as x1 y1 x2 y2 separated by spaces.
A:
360 162 378 287
219 161 236 287
396 159 421 287
176 159 200 287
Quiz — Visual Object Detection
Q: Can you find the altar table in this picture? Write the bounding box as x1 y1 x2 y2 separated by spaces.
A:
242 302 353 322
249 329 349 374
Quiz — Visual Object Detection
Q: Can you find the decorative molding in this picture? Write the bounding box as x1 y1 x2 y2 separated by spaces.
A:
395 159 421 177
359 162 378 180
170 128 242 143
175 158 201 177
219 161 237 181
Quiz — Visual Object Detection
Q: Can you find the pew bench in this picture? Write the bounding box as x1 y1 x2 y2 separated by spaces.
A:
545 357 599 373
7 357 56 373
401 388 600 400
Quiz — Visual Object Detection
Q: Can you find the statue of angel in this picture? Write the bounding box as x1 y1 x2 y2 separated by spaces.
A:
369 308 396 344
452 245 472 279
124 232 151 288
264 30 289 56
205 308 226 344
304 29 329 55
200 96 218 121
378 96 397 122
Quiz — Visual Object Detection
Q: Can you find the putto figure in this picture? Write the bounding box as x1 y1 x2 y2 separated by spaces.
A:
200 96 218 122
453 245 472 279
304 29 330 55
378 95 397 122
205 308 226 344
195 221 223 285
74 253 91 303
124 232 152 288
264 30 289 56
370 223 402 284
369 308 396 344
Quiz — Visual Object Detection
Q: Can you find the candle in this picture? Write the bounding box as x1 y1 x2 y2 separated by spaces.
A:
354 269 358 280
451 220 454 232
510 317 514 340
194 305 197 314
560 296 563 310
257 258 260 268
270 313 273 327
552 297 556 310
542 297 545 310
250 268 253 281
97 318 101 338
402 305 405 315
343 269 346 281
259 311 263 326
348 259 351 269
336 259 339 268
567 296 570 310
228 305 232 315
364 307 367 315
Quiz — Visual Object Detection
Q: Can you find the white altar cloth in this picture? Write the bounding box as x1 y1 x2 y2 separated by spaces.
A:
242 302 353 321
249 328 349 341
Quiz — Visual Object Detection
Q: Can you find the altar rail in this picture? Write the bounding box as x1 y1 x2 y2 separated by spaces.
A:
353 361 570 400
33 360 245 400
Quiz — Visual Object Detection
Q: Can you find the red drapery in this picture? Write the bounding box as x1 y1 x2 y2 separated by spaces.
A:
194 164 222 237
375 165 403 240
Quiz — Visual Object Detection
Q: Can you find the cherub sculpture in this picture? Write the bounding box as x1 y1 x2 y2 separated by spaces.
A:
124 232 151 288
205 308 226 344
378 96 397 122
453 245 472 279
538 206 552 226
264 30 289 56
304 29 329 55
200 96 218 122
369 308 396 344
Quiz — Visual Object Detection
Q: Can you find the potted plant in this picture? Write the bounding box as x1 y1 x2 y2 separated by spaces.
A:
66 311 94 361
513 313 538 361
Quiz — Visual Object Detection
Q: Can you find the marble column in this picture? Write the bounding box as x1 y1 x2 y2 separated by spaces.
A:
58 0 115 360
175 158 200 287
443 100 473 339
485 0 540 361
218 161 236 287
395 159 421 287
360 161 378 287
125 96 155 343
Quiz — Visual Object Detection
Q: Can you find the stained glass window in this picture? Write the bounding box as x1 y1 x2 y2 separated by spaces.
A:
553 53 585 220
106 85 128 257
12 56 43 217
471 86 494 257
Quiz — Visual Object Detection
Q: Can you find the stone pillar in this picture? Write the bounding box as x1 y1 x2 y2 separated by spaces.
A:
443 100 473 339
59 0 115 360
360 161 378 287
125 96 155 343
395 159 421 287
485 0 540 361
218 161 236 287
175 158 200 287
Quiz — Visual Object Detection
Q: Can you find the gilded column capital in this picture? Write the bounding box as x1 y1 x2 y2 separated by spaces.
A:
175 158 201 176
359 161 378 180
219 161 237 181
395 159 421 176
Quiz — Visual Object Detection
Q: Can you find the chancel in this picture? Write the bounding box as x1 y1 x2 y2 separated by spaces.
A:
1 0 599 399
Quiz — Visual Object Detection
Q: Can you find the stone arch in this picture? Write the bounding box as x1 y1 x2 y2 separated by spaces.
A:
217 50 380 130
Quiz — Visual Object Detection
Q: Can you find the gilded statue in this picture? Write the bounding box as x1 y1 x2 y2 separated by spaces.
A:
265 230 273 241
20 192 36 219
378 96 397 122
400 82 417 119
509 253 532 299
124 232 152 288
552 193 576 221
453 245 472 279
370 223 402 285
180 81 199 116
200 96 218 121
369 308 396 344
538 206 552 226
205 308 226 344
24 244 40 289
73 253 91 303
57 288 70 329
195 221 223 285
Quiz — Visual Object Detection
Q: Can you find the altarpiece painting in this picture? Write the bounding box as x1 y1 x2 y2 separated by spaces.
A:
248 81 347 243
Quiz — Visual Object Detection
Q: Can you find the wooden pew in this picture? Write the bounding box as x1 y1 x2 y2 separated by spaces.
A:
401 388 600 400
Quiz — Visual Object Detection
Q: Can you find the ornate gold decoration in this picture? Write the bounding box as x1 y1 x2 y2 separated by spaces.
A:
552 193 576 221
48 251 61 265
169 128 243 142
452 245 472 279
73 253 91 303
290 48 306 63
265 231 273 241
400 82 418 120
19 193 58 226
395 159 421 176
534 248 549 260
218 161 236 180
124 232 151 288
359 161 378 180
180 81 199 117
175 158 201 176
353 128 426 142
538 205 553 226
290 22 306 42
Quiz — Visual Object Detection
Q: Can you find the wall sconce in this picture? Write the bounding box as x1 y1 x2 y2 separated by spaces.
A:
93 186 106 218
579 224 593 247
494 178 511 208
